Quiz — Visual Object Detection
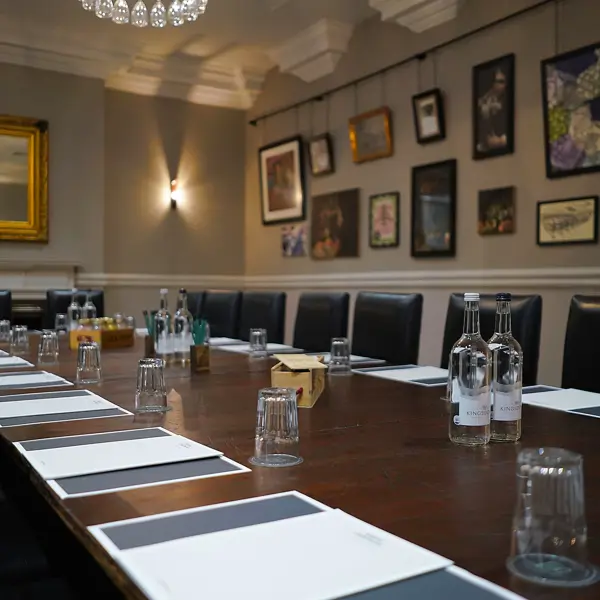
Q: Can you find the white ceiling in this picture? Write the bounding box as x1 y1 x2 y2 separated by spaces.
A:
0 0 462 109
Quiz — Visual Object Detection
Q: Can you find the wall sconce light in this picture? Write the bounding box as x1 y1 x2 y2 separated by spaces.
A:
170 179 180 209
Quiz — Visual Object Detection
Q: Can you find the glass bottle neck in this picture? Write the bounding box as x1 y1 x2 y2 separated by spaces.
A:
463 301 481 335
180 295 188 311
160 295 168 310
494 300 512 334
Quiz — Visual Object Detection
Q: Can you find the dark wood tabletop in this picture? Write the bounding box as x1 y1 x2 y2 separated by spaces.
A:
0 338 598 600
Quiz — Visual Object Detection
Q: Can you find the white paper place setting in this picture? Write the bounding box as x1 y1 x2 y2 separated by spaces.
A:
0 355 34 369
217 342 303 355
354 365 448 387
522 387 600 418
0 370 72 390
209 337 244 346
307 352 386 366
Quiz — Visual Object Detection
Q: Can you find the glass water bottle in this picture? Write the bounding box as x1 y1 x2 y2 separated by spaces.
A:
488 293 523 442
81 293 97 320
154 288 173 362
173 288 193 365
448 292 492 446
67 289 82 331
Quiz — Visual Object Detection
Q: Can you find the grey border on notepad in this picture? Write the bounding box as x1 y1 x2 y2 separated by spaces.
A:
0 408 128 428
569 406 600 418
354 364 418 373
522 386 560 395
0 389 93 404
409 377 448 386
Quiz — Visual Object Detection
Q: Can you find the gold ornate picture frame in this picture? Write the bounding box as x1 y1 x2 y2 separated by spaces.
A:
348 107 393 164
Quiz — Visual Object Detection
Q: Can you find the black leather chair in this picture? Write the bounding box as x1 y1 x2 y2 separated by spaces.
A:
238 292 286 343
45 290 104 329
562 295 600 392
201 291 241 338
0 291 11 321
293 292 349 353
187 291 205 319
440 293 542 386
352 292 423 364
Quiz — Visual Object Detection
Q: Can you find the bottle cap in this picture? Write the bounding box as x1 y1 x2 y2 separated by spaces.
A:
496 292 512 301
464 292 479 301
160 288 168 294
180 288 187 294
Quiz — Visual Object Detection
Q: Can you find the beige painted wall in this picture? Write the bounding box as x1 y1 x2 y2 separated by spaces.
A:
0 63 105 271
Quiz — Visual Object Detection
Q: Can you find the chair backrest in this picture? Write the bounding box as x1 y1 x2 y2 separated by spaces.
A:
238 292 286 343
352 292 423 364
293 292 349 353
0 291 11 321
187 292 205 319
562 295 600 392
45 290 105 328
201 291 241 338
441 293 542 386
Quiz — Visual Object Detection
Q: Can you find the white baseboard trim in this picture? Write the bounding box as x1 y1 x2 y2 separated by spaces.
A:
77 267 600 291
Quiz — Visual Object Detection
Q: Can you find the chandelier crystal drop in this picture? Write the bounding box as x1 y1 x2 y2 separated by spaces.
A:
78 0 208 27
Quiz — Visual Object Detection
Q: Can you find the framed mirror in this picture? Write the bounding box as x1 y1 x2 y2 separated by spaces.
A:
0 116 48 242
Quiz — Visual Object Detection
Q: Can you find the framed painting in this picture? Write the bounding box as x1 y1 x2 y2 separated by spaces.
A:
369 192 399 248
411 159 457 257
537 196 598 246
348 107 393 163
311 189 360 259
308 134 334 176
473 53 515 160
478 186 515 235
259 136 306 225
412 88 446 144
281 224 308 257
541 42 600 178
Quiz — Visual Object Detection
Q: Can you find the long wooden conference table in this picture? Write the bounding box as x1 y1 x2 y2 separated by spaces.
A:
0 339 598 599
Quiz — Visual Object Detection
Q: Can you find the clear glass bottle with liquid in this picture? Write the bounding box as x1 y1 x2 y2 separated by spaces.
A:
488 293 522 442
67 289 82 331
81 292 97 320
154 288 173 362
448 292 492 446
173 288 193 365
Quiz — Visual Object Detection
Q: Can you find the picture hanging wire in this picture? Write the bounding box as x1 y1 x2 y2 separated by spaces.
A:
309 101 314 138
325 95 330 134
416 58 422 94
353 82 358 116
295 105 300 136
260 117 266 147
380 69 386 106
432 51 438 88
553 0 561 54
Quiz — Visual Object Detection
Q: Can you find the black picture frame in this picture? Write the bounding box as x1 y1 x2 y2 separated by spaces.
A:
472 53 515 160
478 186 515 235
369 192 400 249
411 159 457 258
308 133 335 177
536 195 598 246
411 88 446 144
540 41 600 179
258 136 306 226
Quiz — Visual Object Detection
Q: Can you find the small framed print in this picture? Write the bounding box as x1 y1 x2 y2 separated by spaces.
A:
348 106 393 164
537 196 598 246
308 134 334 176
369 192 399 248
412 89 446 144
478 186 515 235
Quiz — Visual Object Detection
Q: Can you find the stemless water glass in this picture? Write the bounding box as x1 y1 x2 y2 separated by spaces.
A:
135 358 170 413
125 315 136 329
250 387 302 468
38 330 59 365
249 328 268 359
55 313 68 335
10 325 29 356
0 320 10 343
76 341 102 384
328 337 351 376
507 447 599 587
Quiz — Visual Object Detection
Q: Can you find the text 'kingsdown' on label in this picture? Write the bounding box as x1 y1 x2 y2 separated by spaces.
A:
454 380 491 426
493 389 521 421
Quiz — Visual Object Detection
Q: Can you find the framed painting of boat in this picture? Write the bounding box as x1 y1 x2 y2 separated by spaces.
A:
537 196 598 246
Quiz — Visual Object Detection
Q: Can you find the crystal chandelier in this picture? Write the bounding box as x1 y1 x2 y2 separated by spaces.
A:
78 0 208 27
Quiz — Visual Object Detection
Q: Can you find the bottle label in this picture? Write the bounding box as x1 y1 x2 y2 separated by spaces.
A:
493 389 521 421
454 381 491 426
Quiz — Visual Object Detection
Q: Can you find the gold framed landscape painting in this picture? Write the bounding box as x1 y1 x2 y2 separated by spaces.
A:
537 196 598 246
348 107 393 164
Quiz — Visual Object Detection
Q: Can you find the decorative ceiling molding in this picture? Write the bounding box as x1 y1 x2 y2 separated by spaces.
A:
369 0 463 33
268 18 354 83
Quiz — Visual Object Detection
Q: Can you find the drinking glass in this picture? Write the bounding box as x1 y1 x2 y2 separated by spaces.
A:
76 341 102 384
55 313 68 335
38 330 59 365
328 337 351 376
249 328 268 359
250 387 302 468
135 358 169 413
507 447 599 587
125 315 136 329
10 325 29 356
0 320 10 343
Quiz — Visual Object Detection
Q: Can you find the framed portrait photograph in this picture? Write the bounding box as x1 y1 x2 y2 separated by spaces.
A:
473 53 515 160
411 159 457 257
541 42 600 179
259 136 306 225
412 88 446 144
311 189 360 260
281 224 308 257
478 186 515 235
308 134 334 176
348 107 393 164
537 196 598 246
369 192 399 248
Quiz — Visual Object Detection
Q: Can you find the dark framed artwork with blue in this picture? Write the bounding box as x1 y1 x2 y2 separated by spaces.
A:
541 42 600 179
